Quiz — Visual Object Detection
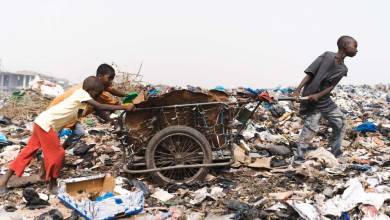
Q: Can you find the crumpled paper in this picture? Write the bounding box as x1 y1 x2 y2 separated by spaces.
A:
305 147 339 168
320 178 390 216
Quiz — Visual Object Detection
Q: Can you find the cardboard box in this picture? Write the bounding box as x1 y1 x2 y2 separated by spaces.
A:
58 174 144 220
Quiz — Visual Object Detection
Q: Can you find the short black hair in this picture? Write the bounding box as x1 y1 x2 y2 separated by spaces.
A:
337 36 356 50
96 63 115 77
83 76 104 94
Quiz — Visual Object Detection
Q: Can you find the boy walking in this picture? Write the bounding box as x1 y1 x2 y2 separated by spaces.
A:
0 76 134 193
293 36 358 160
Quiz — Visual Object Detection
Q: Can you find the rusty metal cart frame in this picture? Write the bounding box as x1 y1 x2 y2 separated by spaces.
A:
117 94 300 185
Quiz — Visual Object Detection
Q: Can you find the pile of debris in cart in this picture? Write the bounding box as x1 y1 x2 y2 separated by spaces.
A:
0 83 389 220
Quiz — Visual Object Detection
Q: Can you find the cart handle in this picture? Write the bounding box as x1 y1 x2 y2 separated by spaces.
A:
257 91 308 103
233 94 307 140
131 102 229 111
276 96 309 102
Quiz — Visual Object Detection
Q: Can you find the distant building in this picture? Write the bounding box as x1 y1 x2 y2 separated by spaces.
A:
0 71 69 92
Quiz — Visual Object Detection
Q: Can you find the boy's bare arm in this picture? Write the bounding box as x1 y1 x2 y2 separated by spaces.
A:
307 86 334 102
292 75 312 97
109 88 127 97
85 100 134 111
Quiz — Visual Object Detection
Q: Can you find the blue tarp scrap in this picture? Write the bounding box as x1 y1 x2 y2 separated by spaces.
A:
273 87 294 94
214 85 226 92
244 88 264 96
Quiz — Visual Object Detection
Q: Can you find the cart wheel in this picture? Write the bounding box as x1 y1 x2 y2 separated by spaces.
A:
145 126 212 185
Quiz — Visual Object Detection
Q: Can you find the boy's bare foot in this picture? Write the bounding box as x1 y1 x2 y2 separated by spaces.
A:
39 161 46 181
0 180 8 194
0 170 15 194
47 179 58 195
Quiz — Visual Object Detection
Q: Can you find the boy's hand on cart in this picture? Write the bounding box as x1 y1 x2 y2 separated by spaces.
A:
307 94 320 102
123 103 135 111
290 90 300 101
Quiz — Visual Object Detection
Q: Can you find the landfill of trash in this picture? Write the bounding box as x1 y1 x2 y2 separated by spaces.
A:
0 82 389 220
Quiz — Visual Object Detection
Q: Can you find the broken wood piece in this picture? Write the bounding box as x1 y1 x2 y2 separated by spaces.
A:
248 157 272 169
6 174 43 188
269 191 293 200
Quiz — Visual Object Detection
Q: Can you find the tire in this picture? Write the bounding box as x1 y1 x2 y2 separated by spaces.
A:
145 126 212 185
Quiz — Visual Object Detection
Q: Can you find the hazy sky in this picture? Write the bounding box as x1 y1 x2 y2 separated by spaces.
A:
0 0 389 88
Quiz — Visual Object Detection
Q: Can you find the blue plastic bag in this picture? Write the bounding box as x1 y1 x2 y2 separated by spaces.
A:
340 212 350 220
59 128 73 138
148 88 159 96
0 132 7 143
353 122 377 133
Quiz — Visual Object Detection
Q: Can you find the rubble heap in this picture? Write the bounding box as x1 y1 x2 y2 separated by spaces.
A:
0 84 389 220
0 90 53 120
